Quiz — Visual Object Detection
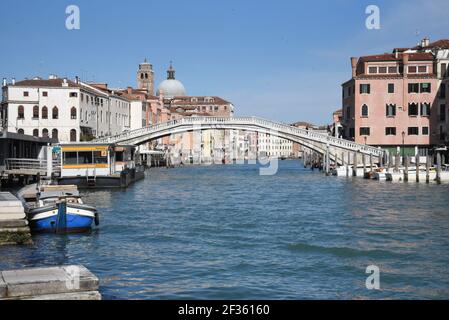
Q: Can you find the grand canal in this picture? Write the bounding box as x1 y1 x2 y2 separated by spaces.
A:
1 160 449 299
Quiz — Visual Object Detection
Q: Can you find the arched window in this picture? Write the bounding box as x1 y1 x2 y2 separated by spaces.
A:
33 105 39 118
52 129 58 141
71 107 77 119
42 106 48 119
145 73 148 79
70 129 77 142
42 128 49 138
33 129 39 137
52 106 58 119
361 104 369 117
17 129 24 134
18 106 24 119
140 73 144 79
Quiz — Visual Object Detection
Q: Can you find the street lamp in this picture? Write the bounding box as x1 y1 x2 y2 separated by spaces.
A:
364 136 367 145
402 131 406 165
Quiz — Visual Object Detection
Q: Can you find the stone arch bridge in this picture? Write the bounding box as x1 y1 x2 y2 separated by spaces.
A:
93 117 383 167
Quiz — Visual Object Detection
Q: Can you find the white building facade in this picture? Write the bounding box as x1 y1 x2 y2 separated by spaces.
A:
1 77 131 142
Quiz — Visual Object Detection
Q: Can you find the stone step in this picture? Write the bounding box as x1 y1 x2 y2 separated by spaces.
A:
21 291 101 300
0 220 28 228
0 265 100 299
0 207 25 214
0 227 31 233
0 192 23 207
0 213 27 220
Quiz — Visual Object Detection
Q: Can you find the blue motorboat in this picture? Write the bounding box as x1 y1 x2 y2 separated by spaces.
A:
18 184 99 234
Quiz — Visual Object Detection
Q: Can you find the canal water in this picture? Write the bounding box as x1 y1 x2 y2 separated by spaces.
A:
1 160 449 299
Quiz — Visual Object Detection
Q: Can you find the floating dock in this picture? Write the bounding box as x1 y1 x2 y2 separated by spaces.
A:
0 192 32 246
0 265 101 300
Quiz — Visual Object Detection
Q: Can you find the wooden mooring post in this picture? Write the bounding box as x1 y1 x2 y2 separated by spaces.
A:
404 156 409 182
436 152 442 184
426 155 430 183
325 144 330 176
415 153 420 183
353 151 358 177
346 152 350 177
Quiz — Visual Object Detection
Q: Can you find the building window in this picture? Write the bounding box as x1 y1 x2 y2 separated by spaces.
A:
388 66 397 74
388 83 395 93
408 66 417 73
418 66 427 73
408 83 419 93
33 105 39 119
422 127 429 135
420 103 431 116
442 63 448 78
420 83 431 93
71 107 77 119
33 129 39 137
69 92 78 97
42 106 48 119
408 127 419 135
440 104 446 121
408 103 419 116
360 84 370 94
52 129 58 141
385 127 396 136
378 66 387 74
361 104 369 117
70 129 77 142
52 106 58 119
17 105 24 119
17 129 24 135
368 67 377 74
42 128 49 138
23 91 29 97
386 104 396 117
42 91 48 97
360 127 370 136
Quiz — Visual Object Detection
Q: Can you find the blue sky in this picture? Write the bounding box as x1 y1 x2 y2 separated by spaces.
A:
1 0 449 124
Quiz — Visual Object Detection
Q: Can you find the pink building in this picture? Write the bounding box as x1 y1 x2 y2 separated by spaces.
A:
341 38 449 156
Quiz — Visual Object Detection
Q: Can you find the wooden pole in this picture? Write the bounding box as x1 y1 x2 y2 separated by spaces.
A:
436 152 442 184
370 153 373 172
346 152 350 177
415 153 420 182
362 154 367 177
325 144 330 176
404 156 409 182
395 153 400 172
426 155 430 183
353 151 357 177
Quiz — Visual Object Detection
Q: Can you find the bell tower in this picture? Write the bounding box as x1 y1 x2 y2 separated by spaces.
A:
137 58 154 95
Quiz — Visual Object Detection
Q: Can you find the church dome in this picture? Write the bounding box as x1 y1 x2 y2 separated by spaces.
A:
156 62 187 98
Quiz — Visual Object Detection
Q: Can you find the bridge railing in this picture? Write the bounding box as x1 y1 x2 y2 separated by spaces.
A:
4 158 60 173
94 116 383 156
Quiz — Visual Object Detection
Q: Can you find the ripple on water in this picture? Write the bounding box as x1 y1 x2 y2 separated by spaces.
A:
1 161 449 299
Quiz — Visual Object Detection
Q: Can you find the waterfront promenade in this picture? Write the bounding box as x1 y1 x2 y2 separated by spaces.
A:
1 160 448 299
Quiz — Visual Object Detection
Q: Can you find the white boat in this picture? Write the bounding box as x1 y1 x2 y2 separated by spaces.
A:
332 164 378 177
17 184 99 233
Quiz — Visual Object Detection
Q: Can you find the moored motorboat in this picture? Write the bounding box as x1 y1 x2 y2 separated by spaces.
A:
17 184 99 234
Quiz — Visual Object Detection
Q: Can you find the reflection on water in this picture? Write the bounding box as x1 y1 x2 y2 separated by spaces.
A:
1 160 449 299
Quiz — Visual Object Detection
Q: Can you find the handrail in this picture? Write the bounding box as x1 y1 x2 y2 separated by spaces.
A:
93 116 383 156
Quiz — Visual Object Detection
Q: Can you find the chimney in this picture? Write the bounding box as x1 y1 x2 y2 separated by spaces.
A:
350 57 358 78
402 53 409 65
127 86 133 94
11 78 16 85
2 78 6 87
62 78 68 87
75 76 79 84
